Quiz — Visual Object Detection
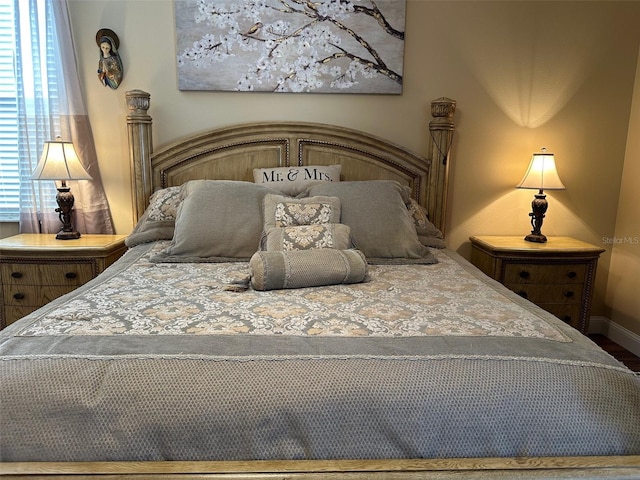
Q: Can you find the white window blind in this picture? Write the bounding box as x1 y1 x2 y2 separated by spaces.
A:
0 0 19 221
0 0 59 223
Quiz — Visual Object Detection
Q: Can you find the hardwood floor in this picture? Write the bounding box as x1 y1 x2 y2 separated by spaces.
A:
589 334 640 372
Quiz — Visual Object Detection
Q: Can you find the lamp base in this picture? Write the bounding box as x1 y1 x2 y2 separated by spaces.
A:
54 183 81 240
524 233 547 243
524 190 548 243
56 230 81 240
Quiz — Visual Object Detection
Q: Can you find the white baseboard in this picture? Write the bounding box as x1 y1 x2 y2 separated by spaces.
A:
589 316 640 357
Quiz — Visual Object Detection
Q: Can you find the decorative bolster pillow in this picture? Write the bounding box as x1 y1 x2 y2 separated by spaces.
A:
250 249 368 291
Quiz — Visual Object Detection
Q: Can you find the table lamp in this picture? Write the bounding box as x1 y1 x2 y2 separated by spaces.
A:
517 147 565 243
31 137 92 240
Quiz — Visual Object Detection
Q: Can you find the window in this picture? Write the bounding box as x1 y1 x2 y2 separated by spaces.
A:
0 0 58 223
0 0 18 221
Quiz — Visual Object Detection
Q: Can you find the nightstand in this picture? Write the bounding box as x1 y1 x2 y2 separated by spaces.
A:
0 234 127 329
469 236 605 334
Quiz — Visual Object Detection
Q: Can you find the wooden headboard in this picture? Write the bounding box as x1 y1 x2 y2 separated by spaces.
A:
125 90 456 234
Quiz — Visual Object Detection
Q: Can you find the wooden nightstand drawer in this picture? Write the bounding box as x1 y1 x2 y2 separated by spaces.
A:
503 263 586 285
539 304 582 330
1 262 93 286
3 284 77 306
505 283 583 304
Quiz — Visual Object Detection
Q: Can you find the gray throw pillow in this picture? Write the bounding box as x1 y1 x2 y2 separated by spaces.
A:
151 180 277 262
304 180 435 261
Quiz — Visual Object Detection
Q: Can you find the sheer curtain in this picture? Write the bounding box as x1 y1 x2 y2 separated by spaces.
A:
16 0 113 234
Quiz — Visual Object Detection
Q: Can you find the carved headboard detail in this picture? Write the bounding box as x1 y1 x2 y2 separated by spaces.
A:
125 90 456 235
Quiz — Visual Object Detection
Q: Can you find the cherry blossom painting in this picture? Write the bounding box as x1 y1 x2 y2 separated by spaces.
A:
175 0 406 93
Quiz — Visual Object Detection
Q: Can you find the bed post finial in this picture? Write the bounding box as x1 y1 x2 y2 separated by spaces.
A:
431 97 456 122
427 97 456 236
126 90 153 225
126 89 150 115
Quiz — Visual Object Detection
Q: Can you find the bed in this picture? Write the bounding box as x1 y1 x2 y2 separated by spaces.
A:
1 90 639 479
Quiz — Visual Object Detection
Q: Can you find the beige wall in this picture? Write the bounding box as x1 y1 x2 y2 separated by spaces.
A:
605 47 640 336
65 1 639 322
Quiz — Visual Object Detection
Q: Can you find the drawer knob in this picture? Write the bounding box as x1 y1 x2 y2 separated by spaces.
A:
567 271 577 279
13 293 25 300
65 272 78 279
519 271 530 279
11 271 23 279
517 290 528 299
564 291 575 298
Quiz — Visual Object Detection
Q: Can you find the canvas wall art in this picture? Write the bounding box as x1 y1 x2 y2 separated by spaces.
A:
175 0 406 93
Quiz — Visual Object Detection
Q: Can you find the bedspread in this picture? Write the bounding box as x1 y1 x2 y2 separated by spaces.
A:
13 242 566 339
1 244 639 462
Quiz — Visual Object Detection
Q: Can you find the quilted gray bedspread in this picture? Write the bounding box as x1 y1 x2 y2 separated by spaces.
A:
1 243 639 462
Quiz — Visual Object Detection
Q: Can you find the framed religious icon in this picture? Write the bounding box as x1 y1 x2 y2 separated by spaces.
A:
96 28 123 90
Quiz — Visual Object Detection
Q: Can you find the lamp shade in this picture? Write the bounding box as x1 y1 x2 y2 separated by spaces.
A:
517 148 565 190
31 139 92 181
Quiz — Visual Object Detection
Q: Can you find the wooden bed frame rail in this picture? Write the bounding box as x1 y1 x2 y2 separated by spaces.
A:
3 456 640 479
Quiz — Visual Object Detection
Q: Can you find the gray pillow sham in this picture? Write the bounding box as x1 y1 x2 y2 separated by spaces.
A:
151 180 278 263
303 180 436 262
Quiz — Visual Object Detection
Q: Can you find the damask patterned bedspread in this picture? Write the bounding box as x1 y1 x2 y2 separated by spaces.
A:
15 242 566 339
1 242 639 462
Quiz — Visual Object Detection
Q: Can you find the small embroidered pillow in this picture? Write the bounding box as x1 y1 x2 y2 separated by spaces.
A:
125 186 183 247
263 194 341 228
261 224 352 251
406 198 445 248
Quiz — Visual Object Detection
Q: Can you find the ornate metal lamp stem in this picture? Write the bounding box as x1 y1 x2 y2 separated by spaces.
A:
54 180 81 240
526 188 548 243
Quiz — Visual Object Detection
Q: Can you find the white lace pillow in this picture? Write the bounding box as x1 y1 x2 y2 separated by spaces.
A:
253 165 341 196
